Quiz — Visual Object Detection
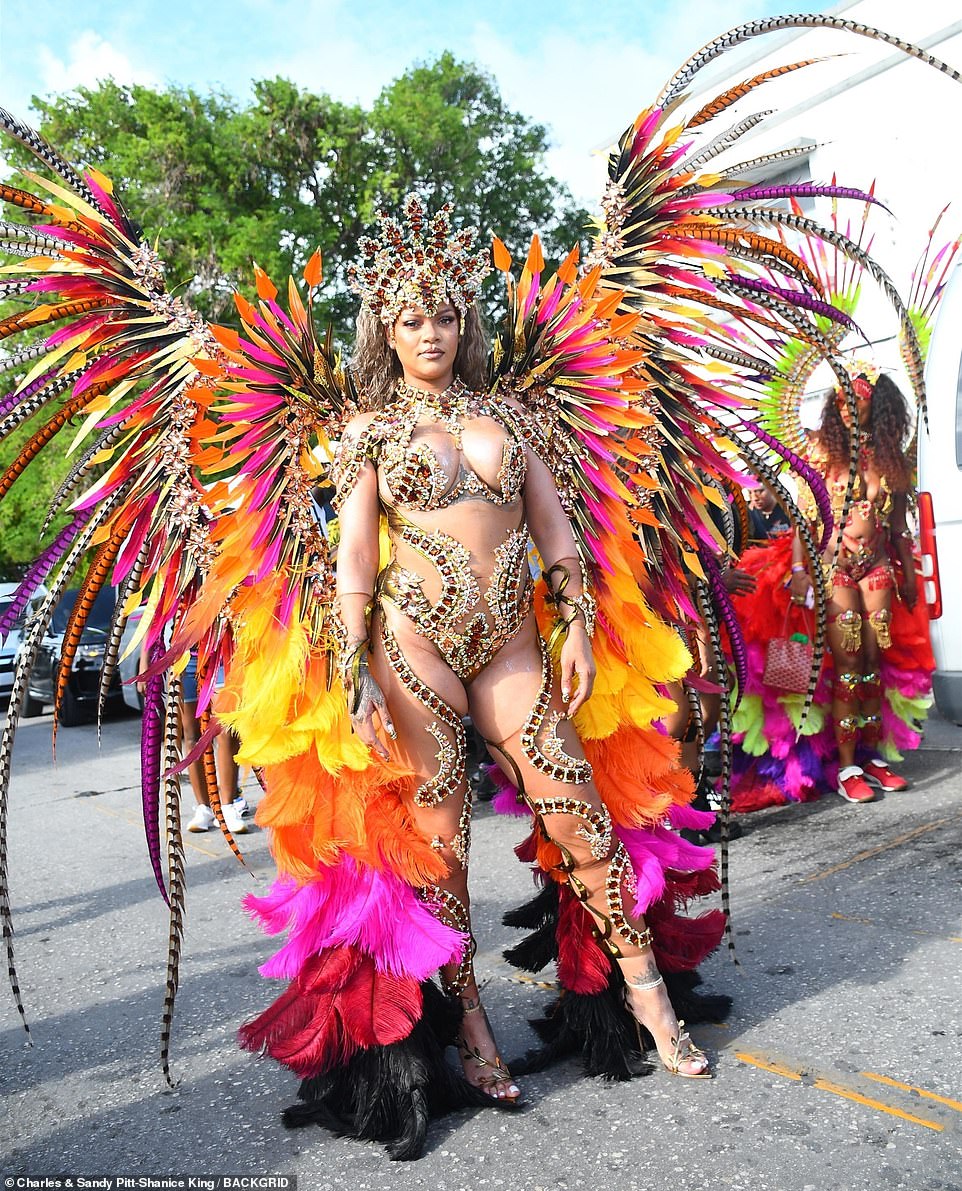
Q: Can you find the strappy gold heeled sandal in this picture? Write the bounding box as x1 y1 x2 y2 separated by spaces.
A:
662 1020 711 1079
624 973 712 1079
456 1002 522 1102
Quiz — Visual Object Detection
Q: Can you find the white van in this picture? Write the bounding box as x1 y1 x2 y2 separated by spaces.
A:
918 260 962 724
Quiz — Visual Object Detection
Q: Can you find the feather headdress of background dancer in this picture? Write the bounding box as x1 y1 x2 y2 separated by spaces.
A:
0 13 958 1161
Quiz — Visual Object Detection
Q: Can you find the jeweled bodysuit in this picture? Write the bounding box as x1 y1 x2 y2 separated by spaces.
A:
332 379 654 984
376 393 532 682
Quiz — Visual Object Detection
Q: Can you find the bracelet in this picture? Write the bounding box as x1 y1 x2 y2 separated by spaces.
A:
559 590 598 638
337 638 372 714
546 561 597 640
791 564 807 574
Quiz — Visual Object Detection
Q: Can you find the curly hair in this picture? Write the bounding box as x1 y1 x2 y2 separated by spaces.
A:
815 371 912 491
349 304 489 409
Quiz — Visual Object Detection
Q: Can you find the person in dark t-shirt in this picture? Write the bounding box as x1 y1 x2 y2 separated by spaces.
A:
747 486 791 540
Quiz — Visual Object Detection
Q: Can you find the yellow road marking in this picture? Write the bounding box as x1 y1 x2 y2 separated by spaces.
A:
830 912 875 926
736 1051 947 1132
812 1076 944 1132
735 1051 802 1080
861 1071 962 1114
800 819 949 883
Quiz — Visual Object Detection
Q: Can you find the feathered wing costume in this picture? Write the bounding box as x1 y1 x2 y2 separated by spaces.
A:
1 15 959 1161
725 203 957 811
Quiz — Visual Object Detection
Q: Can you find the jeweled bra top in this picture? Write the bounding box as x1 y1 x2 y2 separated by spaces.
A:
332 379 529 515
824 438 893 528
801 433 894 530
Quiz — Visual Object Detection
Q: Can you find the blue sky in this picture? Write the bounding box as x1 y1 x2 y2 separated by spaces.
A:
2 0 816 202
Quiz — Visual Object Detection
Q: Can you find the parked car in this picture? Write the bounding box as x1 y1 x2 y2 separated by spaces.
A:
0 582 48 707
118 604 146 713
0 583 26 705
25 586 128 725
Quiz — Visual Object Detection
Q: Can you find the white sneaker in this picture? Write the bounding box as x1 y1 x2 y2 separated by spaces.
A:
187 803 216 832
222 802 249 835
232 794 251 817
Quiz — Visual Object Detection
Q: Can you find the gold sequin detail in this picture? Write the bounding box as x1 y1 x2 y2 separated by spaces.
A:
378 382 527 512
533 796 613 862
450 786 474 870
380 520 532 682
330 425 376 511
835 609 862 654
419 886 474 995
868 608 892 650
520 637 593 784
381 621 465 807
605 843 653 951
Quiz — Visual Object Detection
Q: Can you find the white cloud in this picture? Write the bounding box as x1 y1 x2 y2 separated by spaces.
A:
37 30 161 95
238 0 398 106
466 23 677 206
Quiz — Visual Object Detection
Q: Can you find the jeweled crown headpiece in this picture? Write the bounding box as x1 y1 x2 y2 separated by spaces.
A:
347 194 490 326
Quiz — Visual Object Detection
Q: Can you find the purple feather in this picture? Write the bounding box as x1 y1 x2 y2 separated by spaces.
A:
732 183 889 212
734 418 834 550
0 512 87 639
140 640 169 905
0 367 57 420
699 549 748 711
728 276 859 328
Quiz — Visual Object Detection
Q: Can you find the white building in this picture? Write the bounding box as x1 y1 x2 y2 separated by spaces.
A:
677 0 962 389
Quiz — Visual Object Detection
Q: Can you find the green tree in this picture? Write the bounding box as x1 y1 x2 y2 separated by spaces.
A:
11 79 373 324
0 57 590 567
372 53 587 287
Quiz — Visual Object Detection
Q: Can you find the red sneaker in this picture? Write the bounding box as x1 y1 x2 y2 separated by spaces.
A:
837 767 876 803
863 759 909 792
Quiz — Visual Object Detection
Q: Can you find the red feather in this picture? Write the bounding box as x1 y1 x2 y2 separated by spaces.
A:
239 947 423 1079
555 886 610 995
514 829 539 864
647 898 726 973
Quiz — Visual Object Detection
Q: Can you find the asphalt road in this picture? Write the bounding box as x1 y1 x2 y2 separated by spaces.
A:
1 708 960 1191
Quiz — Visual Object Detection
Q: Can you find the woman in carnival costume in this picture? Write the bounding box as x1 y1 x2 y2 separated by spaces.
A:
291 196 724 1104
1 15 960 1162
788 362 920 803
727 200 956 814
731 362 935 809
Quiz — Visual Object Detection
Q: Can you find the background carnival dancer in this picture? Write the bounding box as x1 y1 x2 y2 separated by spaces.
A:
725 197 956 814
788 364 919 803
3 14 962 1165
729 371 935 810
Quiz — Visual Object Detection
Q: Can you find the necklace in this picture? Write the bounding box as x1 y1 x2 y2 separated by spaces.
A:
395 377 473 442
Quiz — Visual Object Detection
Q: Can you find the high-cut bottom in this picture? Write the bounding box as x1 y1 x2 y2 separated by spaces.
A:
367 602 657 994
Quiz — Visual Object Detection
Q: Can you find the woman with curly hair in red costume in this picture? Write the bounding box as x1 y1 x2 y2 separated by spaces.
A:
790 364 917 803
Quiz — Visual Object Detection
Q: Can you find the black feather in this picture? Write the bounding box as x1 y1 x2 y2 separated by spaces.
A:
282 981 516 1161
